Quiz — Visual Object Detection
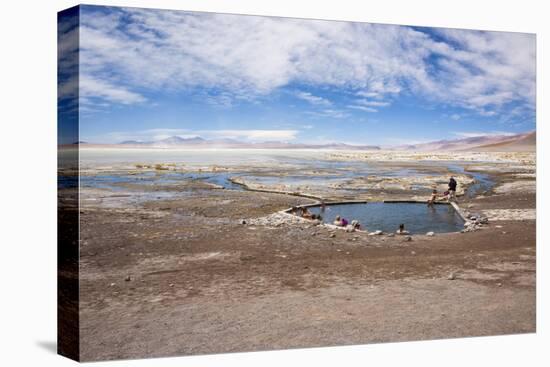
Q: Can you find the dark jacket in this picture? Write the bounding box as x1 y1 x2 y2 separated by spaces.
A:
449 178 457 191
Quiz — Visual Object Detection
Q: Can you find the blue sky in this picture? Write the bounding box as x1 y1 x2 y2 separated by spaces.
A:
68 5 536 146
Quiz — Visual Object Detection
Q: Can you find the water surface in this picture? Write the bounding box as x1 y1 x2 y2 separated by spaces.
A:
308 202 464 234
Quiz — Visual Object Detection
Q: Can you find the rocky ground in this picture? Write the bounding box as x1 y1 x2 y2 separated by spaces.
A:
76 155 536 361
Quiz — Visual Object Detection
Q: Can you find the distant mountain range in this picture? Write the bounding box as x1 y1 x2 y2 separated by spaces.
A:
467 131 536 152
78 131 535 152
392 131 535 152
117 135 382 150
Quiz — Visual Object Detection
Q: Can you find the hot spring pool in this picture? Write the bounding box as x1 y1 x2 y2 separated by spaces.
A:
305 202 464 234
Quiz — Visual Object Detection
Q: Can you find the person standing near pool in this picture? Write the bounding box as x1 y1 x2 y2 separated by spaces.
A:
448 176 457 202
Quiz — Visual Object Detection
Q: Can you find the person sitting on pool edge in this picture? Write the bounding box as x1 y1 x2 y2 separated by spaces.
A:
333 215 349 227
345 220 361 232
396 223 410 235
427 189 441 206
301 207 314 219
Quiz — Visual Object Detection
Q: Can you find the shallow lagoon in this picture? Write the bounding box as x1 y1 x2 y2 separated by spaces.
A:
77 148 495 198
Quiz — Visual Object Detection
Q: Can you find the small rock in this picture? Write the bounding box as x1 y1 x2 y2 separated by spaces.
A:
124 275 131 282
497 283 502 287
240 219 247 225
447 272 456 280
374 230 383 235
404 236 412 242
495 225 503 228
426 231 435 236
109 283 116 287
387 233 395 237
169 283 175 287
411 251 416 255
329 233 336 238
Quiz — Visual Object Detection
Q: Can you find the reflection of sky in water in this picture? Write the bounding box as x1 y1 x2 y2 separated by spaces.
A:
80 171 245 191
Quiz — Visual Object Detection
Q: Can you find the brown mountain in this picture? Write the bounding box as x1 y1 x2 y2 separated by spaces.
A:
393 131 535 152
467 131 536 152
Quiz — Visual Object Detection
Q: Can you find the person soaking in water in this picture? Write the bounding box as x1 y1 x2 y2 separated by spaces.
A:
333 215 348 227
396 223 409 235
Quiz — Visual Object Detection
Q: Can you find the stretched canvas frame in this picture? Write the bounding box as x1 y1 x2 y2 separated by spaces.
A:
58 5 536 362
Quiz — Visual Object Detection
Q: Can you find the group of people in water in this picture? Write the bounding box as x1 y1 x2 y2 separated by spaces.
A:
294 206 323 221
293 206 363 231
292 176 459 232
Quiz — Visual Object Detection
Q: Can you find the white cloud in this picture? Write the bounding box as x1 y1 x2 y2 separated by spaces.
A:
208 129 299 141
358 100 391 107
77 6 535 119
99 128 299 143
294 91 331 106
347 105 378 113
450 114 461 121
356 91 381 98
79 75 146 105
306 109 349 119
430 29 535 114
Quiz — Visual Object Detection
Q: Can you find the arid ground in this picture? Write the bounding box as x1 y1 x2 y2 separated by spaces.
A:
75 150 536 361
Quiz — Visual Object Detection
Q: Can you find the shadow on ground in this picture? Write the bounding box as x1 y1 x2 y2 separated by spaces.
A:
36 340 57 354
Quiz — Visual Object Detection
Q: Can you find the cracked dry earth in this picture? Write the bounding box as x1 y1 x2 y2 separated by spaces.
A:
77 175 535 361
